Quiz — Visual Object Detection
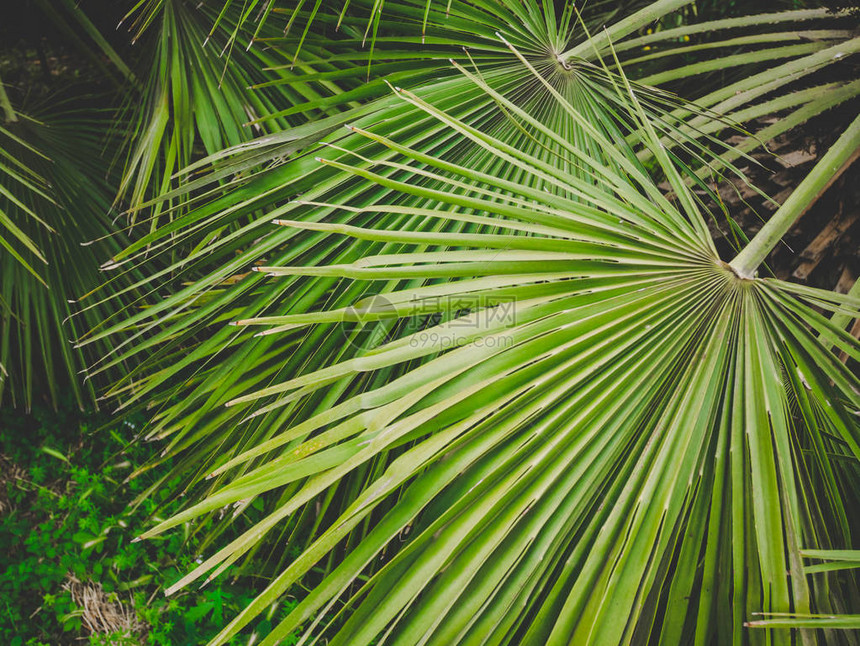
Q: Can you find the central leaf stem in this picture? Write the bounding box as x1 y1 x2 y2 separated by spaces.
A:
729 112 860 278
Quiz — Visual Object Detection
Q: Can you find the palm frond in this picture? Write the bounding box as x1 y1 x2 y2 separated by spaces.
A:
0 77 51 281
124 49 860 644
0 101 146 409
116 0 339 221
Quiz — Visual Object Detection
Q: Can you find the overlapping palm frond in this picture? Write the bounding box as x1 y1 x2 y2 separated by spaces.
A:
84 2 720 438
155 0 859 185
128 56 860 644
606 6 860 179
79 0 856 498
117 0 327 222
86 0 860 381
0 0 146 408
0 102 145 409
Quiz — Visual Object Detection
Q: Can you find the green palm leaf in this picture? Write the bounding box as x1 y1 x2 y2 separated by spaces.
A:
124 49 860 644
74 1 860 642
0 80 52 282
0 101 147 409
116 0 344 221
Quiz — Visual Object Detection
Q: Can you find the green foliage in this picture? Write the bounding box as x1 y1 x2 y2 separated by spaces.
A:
77 3 860 643
0 0 147 410
0 105 148 410
1 0 859 644
0 401 299 645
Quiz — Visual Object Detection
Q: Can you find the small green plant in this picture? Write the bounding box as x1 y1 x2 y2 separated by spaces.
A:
0 399 299 645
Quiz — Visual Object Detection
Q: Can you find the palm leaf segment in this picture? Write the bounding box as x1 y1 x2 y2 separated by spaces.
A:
134 52 860 645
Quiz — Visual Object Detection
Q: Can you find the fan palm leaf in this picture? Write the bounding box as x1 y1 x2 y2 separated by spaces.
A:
81 1 858 492
84 0 755 427
117 0 313 221
0 0 148 407
124 46 860 645
0 101 147 409
79 1 860 642
87 1 859 373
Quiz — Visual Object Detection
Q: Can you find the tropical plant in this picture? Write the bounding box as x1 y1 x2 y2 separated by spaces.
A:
0 0 297 408
86 0 860 415
19 0 860 643
129 76 860 646
0 97 150 409
0 0 145 409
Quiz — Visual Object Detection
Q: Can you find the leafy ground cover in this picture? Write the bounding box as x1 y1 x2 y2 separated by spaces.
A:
0 400 299 645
